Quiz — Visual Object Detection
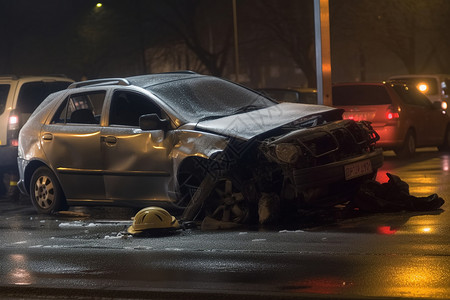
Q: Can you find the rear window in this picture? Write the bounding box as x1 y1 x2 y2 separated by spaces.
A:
333 85 391 106
16 81 71 114
0 84 10 115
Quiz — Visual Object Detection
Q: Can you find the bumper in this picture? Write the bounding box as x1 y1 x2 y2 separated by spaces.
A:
293 148 384 189
0 146 18 170
372 125 404 149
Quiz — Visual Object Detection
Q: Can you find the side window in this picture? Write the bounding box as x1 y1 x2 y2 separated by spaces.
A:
0 84 10 115
51 91 106 124
109 91 161 127
393 85 431 107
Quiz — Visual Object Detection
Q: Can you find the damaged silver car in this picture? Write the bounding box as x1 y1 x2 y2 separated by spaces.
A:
17 72 383 224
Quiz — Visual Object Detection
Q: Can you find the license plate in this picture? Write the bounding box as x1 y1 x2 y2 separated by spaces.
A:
344 159 372 180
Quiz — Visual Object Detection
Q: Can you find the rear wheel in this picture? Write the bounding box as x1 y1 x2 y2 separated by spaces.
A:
394 130 415 158
30 166 67 214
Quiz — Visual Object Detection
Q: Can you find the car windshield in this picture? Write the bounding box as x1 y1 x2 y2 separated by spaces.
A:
146 77 276 123
333 85 391 105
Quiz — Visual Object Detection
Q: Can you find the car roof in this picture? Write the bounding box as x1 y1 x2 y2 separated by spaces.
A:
389 74 450 79
0 75 73 83
68 71 202 90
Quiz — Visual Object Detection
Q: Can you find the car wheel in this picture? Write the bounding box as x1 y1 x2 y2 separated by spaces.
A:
438 126 450 151
30 166 67 214
202 177 251 224
394 130 415 158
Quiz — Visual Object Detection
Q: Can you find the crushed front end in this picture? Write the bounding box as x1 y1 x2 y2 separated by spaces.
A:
259 119 383 207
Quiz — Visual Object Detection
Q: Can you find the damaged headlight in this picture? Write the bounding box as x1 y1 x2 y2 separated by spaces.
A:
275 143 302 164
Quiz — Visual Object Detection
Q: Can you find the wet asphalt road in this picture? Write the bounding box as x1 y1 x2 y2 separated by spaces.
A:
0 149 449 300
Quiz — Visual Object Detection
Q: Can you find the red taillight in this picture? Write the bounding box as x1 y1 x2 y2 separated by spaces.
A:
8 113 20 130
386 112 399 120
386 106 400 120
10 139 19 147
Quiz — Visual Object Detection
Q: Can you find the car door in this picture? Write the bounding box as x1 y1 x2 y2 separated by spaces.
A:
405 87 447 146
101 90 172 202
41 91 106 200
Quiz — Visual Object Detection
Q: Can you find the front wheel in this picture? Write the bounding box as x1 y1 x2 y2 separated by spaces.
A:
30 166 67 214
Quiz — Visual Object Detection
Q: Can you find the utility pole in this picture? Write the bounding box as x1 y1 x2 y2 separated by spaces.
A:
232 0 240 83
314 0 332 106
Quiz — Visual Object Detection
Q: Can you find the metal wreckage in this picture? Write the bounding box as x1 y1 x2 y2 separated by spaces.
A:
178 104 384 227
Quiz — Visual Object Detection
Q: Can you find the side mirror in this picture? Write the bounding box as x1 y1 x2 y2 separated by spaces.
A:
139 114 169 131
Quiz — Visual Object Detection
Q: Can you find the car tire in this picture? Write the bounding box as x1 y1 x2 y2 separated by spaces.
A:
394 130 415 159
202 177 252 224
438 126 450 152
30 166 67 214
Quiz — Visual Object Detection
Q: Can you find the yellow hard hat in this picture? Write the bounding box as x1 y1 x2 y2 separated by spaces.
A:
127 207 179 234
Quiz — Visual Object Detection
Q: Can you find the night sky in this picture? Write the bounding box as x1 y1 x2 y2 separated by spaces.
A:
1 0 450 88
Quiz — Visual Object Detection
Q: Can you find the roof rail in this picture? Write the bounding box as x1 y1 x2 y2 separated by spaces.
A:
0 75 18 80
68 78 130 89
160 70 197 75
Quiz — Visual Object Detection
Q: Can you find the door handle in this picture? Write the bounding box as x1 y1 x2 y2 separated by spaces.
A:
103 136 117 144
42 133 53 141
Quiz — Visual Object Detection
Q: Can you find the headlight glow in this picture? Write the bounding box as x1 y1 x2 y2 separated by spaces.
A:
417 83 428 93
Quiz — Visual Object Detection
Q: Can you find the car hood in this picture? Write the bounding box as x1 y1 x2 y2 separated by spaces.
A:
196 102 342 140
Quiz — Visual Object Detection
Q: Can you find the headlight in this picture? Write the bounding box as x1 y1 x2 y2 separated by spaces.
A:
275 143 301 164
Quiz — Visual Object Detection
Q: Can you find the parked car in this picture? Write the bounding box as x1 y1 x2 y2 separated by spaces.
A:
389 74 450 110
333 82 450 158
18 72 383 225
257 88 317 104
0 75 74 195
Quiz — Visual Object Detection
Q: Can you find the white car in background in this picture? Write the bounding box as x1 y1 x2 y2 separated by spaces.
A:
0 75 73 195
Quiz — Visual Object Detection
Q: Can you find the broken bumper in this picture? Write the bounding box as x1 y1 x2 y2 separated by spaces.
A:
293 147 384 188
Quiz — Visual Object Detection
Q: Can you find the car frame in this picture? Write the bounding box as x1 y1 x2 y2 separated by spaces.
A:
18 72 383 224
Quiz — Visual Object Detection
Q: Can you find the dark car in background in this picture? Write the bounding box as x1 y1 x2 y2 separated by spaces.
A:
18 72 383 225
333 82 450 158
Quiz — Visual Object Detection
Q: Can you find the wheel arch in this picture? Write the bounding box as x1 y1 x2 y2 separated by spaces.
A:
23 160 56 194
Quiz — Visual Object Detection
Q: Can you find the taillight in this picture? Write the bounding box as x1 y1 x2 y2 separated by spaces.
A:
7 110 20 146
386 106 400 120
8 111 20 131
